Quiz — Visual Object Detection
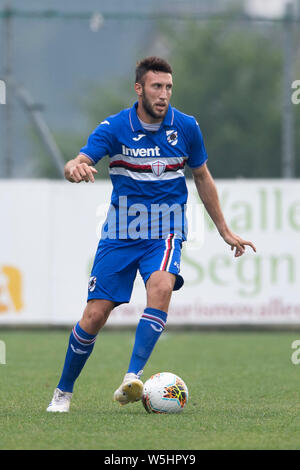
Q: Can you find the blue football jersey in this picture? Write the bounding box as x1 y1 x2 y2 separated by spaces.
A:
79 101 208 241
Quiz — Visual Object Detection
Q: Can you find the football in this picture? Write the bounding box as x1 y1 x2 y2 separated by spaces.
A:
142 372 188 414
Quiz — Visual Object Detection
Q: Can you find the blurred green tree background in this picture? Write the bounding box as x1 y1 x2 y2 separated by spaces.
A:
32 19 300 179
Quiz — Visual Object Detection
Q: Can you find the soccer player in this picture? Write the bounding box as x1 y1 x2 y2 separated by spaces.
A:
47 57 256 412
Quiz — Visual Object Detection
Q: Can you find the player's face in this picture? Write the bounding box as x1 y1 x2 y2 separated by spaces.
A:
136 71 173 122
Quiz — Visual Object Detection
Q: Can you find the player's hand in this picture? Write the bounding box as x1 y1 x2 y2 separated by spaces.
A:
221 229 256 258
69 163 98 183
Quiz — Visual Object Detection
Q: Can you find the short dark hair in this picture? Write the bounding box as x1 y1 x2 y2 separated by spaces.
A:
135 56 172 84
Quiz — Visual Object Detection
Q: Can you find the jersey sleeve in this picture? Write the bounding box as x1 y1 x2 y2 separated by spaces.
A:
186 119 208 168
79 121 114 164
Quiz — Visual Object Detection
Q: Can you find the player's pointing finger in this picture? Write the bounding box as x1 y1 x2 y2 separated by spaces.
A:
242 240 256 253
87 169 96 182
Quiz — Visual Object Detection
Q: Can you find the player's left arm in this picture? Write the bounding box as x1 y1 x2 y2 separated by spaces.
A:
192 163 256 257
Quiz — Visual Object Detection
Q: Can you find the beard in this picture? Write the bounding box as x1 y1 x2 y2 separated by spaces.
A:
141 88 168 121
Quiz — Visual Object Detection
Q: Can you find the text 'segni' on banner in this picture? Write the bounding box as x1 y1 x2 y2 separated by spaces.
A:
0 180 299 325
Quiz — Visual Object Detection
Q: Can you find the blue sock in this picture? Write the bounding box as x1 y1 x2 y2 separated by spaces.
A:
127 307 167 377
57 322 97 393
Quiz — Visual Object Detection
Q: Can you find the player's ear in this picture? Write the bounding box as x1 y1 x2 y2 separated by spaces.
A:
135 82 143 97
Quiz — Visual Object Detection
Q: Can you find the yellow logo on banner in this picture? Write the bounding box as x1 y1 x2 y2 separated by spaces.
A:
0 266 23 313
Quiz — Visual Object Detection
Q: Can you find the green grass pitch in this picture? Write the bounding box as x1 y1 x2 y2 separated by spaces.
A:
1 328 300 450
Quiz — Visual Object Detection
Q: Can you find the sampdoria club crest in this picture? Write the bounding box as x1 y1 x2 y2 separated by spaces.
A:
88 276 97 292
166 130 178 146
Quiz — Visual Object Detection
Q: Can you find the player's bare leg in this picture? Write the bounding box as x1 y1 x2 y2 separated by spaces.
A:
114 271 175 405
145 271 175 312
79 298 115 334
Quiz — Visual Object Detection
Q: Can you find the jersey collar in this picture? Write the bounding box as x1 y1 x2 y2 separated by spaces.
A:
129 101 174 132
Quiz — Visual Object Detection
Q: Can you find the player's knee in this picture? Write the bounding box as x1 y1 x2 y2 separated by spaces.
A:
83 300 112 330
148 277 174 299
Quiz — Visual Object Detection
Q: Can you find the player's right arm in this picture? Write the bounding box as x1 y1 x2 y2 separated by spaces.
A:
64 154 98 183
67 116 114 183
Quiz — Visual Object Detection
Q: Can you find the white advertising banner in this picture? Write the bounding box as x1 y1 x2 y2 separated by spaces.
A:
0 179 299 326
